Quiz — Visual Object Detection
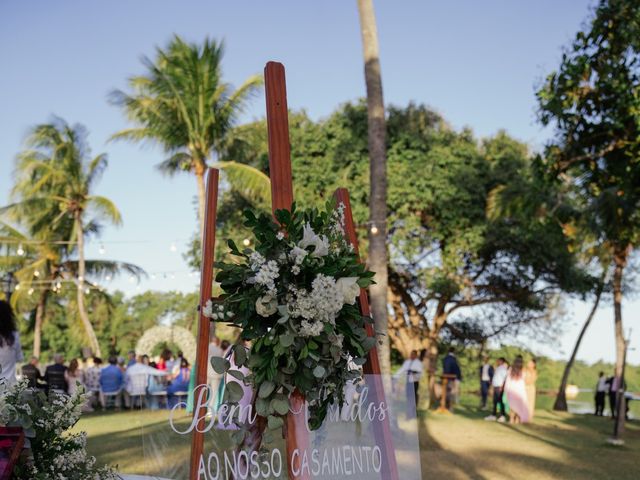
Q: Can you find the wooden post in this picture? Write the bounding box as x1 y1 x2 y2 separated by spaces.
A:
265 61 310 480
436 374 456 414
190 168 220 480
334 188 399 480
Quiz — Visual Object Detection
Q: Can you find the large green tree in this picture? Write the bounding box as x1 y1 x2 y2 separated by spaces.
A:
209 103 590 405
537 0 640 433
110 35 268 238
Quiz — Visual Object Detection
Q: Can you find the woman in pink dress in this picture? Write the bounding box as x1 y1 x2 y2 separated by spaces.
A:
504 355 530 424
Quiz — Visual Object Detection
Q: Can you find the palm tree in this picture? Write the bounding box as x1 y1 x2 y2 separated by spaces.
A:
5 118 133 357
357 0 391 376
109 35 268 237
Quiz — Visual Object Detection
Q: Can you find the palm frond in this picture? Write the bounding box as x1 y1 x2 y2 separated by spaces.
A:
213 161 271 207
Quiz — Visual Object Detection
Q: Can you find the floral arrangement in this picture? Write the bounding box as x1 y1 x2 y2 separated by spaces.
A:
0 380 118 480
205 202 376 430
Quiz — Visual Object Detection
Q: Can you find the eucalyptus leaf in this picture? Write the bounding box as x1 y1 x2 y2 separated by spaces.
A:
227 370 245 382
267 414 284 430
270 397 290 415
210 356 230 375
225 381 244 403
258 380 275 399
233 344 247 366
312 365 326 378
280 334 294 348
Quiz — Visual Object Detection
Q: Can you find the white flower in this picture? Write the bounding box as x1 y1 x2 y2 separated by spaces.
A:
256 294 278 317
291 265 301 275
249 251 266 271
289 245 308 265
299 319 324 337
336 277 360 305
276 231 285 240
298 223 329 257
202 300 214 318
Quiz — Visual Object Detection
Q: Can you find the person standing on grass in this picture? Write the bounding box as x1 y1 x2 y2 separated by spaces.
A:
524 358 538 420
0 300 24 387
595 371 607 416
394 350 423 417
479 355 494 409
443 347 462 409
504 355 530 424
485 357 508 422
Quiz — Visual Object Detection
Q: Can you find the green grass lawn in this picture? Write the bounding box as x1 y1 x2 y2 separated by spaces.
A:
76 398 640 479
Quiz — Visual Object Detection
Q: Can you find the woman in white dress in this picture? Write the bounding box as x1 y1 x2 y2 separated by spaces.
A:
0 300 24 387
504 355 530 424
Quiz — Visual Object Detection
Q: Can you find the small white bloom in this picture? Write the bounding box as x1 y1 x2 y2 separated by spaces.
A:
289 245 308 265
256 294 278 317
336 277 361 305
298 223 329 257
202 300 214 318
276 231 285 240
291 265 301 275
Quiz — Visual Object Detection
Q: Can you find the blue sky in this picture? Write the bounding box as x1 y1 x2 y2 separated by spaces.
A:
1 0 637 365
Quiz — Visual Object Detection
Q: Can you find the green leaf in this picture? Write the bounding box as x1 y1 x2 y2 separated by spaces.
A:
280 334 294 347
258 380 275 399
227 370 245 382
225 381 244 403
312 365 326 378
267 414 284 430
233 344 247 366
270 397 290 415
256 397 270 416
210 356 230 375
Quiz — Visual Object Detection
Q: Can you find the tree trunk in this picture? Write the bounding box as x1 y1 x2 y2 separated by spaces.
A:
75 212 102 357
195 162 206 241
33 289 49 358
357 0 390 377
424 334 440 409
553 277 604 411
612 246 628 437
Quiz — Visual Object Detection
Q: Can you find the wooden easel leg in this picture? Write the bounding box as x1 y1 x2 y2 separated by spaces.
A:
189 168 220 480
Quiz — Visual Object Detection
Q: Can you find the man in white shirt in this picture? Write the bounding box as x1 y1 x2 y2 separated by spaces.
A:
394 350 423 417
485 357 508 422
595 371 607 416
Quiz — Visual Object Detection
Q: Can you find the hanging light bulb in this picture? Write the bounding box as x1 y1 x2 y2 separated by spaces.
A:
15 283 20 291
28 288 34 296
105 275 111 281
243 238 251 247
56 281 62 289
170 273 176 279
170 242 177 252
78 275 84 282
128 275 135 283
151 274 157 280
17 244 25 256
85 287 90 294
33 270 40 278
370 224 379 235
99 244 106 255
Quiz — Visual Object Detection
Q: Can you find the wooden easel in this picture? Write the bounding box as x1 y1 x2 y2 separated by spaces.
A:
190 62 399 480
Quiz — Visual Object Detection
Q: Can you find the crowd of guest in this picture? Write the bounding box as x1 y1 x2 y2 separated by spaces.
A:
18 349 194 410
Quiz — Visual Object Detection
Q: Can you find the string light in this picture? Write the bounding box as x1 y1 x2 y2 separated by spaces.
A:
128 275 135 283
370 225 379 235
99 244 106 255
151 274 157 280
15 284 20 291
33 270 40 278
105 275 111 281
170 243 177 252
17 244 25 256
243 238 251 247
84 287 90 294
56 281 62 289
28 288 34 296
